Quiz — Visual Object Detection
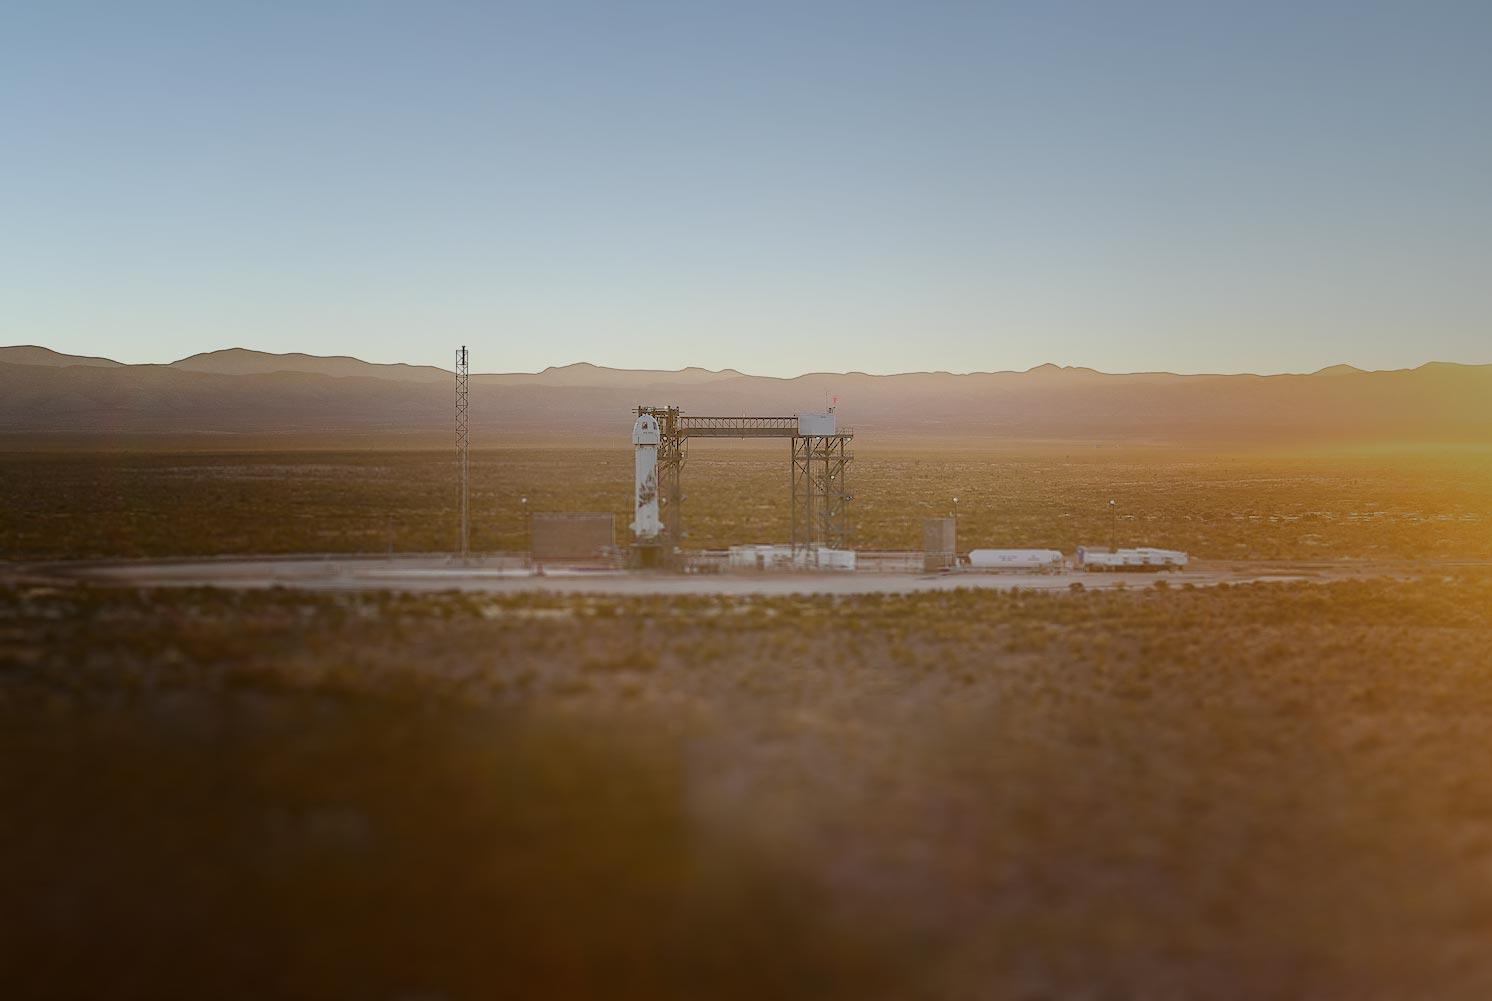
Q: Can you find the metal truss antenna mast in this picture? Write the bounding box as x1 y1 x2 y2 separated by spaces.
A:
456 345 470 560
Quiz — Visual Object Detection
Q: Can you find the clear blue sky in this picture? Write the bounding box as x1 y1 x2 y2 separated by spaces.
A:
3 1 1489 376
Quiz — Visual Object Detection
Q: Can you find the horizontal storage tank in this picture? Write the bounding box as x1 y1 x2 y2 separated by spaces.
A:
967 549 1064 571
1133 547 1188 569
1076 546 1188 571
1076 549 1135 569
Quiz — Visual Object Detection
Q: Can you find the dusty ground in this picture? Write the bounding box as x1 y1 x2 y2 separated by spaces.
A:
9 553 1443 596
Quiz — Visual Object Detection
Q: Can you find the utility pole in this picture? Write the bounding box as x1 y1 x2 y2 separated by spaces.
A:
1109 498 1117 553
457 346 470 561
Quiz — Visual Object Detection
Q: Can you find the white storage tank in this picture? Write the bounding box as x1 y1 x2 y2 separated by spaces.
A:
1133 547 1189 569
967 549 1064 572
1076 546 1187 571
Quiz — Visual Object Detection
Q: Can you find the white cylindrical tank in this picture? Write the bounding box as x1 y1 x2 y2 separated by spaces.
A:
1134 547 1188 569
631 414 661 541
1076 546 1188 571
967 549 1064 571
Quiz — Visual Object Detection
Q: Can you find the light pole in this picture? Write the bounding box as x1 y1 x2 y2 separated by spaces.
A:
520 496 529 556
1109 498 1117 553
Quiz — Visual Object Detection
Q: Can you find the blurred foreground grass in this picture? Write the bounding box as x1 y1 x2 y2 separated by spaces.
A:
5 574 1492 998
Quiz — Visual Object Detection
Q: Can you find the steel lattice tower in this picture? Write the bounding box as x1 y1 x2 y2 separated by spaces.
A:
656 407 686 551
456 346 470 559
790 433 853 551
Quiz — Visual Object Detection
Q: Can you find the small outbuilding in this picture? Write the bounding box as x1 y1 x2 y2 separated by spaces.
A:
531 513 616 561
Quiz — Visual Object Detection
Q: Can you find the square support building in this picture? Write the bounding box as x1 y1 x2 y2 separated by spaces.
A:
531 513 616 562
923 516 956 572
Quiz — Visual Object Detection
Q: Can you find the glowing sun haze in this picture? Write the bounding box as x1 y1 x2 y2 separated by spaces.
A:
3 1 1489 377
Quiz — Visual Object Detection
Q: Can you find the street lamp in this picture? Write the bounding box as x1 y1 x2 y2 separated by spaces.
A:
1109 498 1117 553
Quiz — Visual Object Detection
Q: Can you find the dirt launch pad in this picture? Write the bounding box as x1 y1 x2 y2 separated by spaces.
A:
14 553 1417 596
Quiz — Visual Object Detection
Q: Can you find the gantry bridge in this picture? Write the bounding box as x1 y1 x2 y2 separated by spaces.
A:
678 415 799 437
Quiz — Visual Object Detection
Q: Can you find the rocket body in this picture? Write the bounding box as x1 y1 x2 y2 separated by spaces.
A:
631 414 661 540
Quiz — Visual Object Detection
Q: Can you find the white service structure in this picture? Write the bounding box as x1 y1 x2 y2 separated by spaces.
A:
1076 546 1188 571
966 549 1064 572
631 412 662 541
728 544 857 571
797 410 837 436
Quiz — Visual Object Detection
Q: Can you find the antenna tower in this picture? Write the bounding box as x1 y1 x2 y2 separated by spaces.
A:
456 346 470 559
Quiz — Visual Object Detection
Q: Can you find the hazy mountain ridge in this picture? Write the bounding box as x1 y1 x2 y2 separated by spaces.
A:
170 348 453 383
0 346 747 388
1 346 1488 442
0 345 125 369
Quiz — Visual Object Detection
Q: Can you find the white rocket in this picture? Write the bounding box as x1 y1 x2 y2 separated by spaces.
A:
631 413 661 541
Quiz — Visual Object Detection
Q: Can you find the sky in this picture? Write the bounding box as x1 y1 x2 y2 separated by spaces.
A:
3 1 1490 377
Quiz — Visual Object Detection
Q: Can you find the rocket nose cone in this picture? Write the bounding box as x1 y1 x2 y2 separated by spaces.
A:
632 414 661 445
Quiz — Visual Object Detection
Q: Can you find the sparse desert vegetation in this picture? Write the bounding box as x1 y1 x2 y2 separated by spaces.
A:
7 439 1492 997
6 573 1492 998
3 441 1490 560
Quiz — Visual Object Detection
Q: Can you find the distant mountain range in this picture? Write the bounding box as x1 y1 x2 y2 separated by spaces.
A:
2 345 1489 443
